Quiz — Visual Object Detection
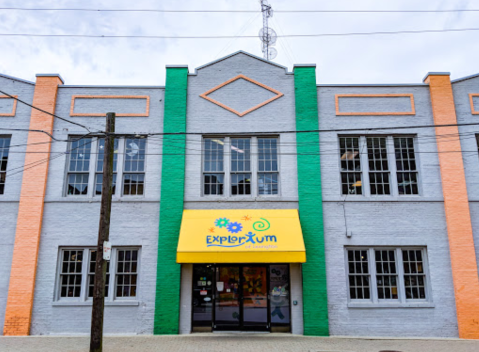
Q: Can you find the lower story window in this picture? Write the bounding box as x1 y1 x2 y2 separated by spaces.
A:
116 249 138 298
402 249 427 299
56 247 140 301
347 249 370 299
346 247 430 305
59 249 83 298
88 250 110 297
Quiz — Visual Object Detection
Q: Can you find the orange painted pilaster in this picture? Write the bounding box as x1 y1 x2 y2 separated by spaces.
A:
3 74 63 336
425 72 479 339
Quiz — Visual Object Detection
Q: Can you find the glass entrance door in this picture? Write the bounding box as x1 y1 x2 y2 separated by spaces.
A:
194 264 291 332
242 266 269 330
214 266 241 330
213 265 269 331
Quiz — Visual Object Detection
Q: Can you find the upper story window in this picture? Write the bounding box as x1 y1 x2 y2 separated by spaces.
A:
67 137 92 195
95 138 119 195
346 247 431 305
339 136 419 196
202 136 279 197
230 138 251 195
123 138 146 196
57 247 140 301
258 138 279 195
394 137 419 195
66 136 146 197
0 136 11 195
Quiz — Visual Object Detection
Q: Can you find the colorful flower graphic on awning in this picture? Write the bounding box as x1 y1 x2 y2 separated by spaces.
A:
214 218 229 228
227 222 243 234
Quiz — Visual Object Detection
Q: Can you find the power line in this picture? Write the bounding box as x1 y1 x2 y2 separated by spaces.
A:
4 130 477 155
5 135 93 176
2 131 476 155
2 27 479 40
2 124 476 147
6 149 479 156
0 127 63 141
1 7 479 14
0 90 104 134
213 12 260 60
4 132 478 180
141 121 479 136
7 149 479 182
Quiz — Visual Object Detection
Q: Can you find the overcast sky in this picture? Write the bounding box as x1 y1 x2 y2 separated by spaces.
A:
0 0 477 85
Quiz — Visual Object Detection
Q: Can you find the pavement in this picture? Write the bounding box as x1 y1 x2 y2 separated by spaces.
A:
1 334 479 352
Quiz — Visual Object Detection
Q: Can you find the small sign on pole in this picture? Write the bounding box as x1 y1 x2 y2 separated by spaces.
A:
103 241 111 260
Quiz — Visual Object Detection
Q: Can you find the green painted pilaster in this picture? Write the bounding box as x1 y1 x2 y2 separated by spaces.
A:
154 67 188 334
294 65 329 336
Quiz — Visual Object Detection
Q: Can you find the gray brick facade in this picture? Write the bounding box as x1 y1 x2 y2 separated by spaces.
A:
1 51 478 338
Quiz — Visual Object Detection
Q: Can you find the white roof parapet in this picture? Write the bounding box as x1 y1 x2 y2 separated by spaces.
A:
190 50 290 76
0 73 35 85
36 73 65 84
422 72 450 83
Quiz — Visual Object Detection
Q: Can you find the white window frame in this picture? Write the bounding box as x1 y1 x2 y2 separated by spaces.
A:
113 247 141 300
344 247 433 307
64 136 95 197
201 136 280 197
94 138 120 198
54 247 141 303
64 136 147 198
338 135 421 197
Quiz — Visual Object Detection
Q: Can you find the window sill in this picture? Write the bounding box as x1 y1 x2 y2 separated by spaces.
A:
348 302 435 309
323 196 444 203
52 300 140 307
44 197 159 203
186 196 299 202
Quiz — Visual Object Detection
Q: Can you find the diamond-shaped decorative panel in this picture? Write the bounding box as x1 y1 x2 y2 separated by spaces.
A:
199 74 284 117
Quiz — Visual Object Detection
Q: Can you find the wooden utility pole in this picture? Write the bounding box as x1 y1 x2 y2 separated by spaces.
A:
90 112 115 352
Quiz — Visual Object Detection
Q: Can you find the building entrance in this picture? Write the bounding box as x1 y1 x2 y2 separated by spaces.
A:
192 264 291 332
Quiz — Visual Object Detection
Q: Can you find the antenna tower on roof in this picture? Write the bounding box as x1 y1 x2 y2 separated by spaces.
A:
258 0 277 61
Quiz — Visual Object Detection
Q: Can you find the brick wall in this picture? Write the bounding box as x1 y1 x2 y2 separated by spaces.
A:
294 65 329 336
154 67 188 334
426 73 479 339
318 83 458 337
0 76 34 335
4 75 62 335
29 86 164 335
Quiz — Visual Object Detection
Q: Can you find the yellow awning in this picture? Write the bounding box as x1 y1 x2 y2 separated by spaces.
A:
177 209 306 263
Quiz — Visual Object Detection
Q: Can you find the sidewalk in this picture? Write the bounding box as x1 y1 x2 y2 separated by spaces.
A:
1 334 479 352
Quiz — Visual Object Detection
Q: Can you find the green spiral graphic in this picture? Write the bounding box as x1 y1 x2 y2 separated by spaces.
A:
253 218 270 231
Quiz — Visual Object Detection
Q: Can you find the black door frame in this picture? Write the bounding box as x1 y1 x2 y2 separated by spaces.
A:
190 263 292 332
212 264 270 331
